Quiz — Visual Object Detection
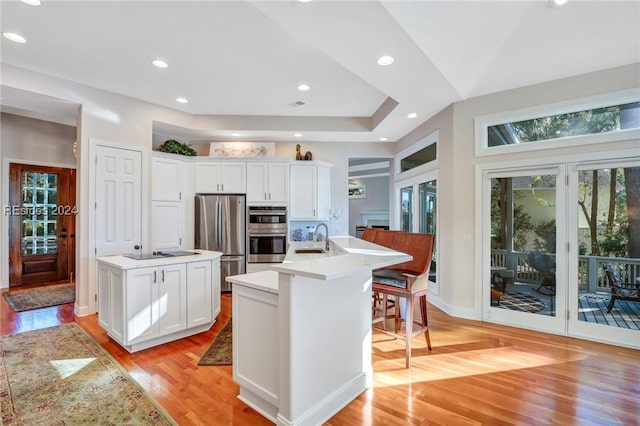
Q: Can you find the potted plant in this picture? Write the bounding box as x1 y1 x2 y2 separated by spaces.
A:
156 139 197 156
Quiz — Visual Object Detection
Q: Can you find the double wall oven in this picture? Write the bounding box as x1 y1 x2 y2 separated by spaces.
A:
247 206 287 263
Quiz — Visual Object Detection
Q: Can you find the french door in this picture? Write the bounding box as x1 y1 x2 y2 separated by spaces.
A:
395 170 438 292
8 163 76 286
483 166 567 333
483 158 640 347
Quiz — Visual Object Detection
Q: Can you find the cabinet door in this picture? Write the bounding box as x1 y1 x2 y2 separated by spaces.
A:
186 260 213 327
157 263 187 336
194 162 222 193
290 165 316 219
316 165 331 220
220 162 246 193
97 264 112 331
152 201 182 251
153 157 182 201
246 163 268 202
268 162 289 203
126 266 158 344
212 258 221 317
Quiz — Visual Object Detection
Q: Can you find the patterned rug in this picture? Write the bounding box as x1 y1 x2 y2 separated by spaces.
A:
2 283 75 312
198 320 232 366
0 323 176 425
496 290 545 313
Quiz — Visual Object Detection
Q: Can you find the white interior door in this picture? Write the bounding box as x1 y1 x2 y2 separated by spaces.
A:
95 145 142 256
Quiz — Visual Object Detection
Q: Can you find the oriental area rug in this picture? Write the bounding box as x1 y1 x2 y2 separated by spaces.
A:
2 283 75 312
198 320 232 366
0 323 176 425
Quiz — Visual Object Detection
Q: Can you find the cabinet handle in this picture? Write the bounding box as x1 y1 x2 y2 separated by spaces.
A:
221 184 224 191
269 193 271 200
153 271 157 283
264 192 267 200
162 270 165 282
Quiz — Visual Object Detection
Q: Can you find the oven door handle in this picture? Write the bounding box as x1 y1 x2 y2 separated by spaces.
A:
249 233 287 238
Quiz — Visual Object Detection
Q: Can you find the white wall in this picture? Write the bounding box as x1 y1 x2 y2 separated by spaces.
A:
1 112 77 288
393 63 640 320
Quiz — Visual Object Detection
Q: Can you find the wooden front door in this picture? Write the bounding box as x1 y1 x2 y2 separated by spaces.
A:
8 163 76 286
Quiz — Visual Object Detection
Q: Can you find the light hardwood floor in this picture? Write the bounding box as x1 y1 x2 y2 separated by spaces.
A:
2 289 638 425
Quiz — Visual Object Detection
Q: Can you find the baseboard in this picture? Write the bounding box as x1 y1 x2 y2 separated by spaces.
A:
276 373 366 426
428 294 479 320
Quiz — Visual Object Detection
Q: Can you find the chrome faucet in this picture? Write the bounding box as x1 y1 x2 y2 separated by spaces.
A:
314 223 330 251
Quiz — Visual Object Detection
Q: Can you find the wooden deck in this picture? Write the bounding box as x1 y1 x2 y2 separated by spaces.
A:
578 292 640 330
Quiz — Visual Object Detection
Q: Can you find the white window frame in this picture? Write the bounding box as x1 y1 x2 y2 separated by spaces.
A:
395 130 438 180
475 88 640 157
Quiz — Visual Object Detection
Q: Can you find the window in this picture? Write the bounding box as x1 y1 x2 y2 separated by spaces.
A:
400 143 437 172
488 102 639 147
395 130 438 177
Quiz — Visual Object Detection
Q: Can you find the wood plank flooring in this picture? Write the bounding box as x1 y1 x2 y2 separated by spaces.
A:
2 288 639 425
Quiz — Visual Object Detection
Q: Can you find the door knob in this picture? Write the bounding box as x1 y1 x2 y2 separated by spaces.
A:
134 245 141 250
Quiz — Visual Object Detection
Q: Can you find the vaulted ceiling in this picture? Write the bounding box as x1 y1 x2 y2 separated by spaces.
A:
1 0 638 143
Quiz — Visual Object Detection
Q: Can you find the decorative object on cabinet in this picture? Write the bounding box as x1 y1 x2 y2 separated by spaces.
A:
198 320 233 365
156 139 197 156
295 143 313 160
209 142 274 157
349 185 366 199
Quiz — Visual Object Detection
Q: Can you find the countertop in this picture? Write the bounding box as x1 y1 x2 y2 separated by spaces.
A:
227 237 411 292
96 249 222 269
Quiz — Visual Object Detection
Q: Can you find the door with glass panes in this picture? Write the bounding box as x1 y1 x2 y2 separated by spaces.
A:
8 163 76 286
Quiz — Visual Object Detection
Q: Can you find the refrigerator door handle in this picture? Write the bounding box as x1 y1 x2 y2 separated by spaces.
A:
217 199 223 250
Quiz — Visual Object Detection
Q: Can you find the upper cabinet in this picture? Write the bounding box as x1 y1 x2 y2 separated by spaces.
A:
289 162 332 220
152 156 183 201
246 162 289 204
194 161 246 194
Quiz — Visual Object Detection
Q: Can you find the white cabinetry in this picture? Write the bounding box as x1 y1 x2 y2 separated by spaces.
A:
97 251 221 353
195 161 246 193
186 259 221 328
125 263 187 345
289 162 332 220
152 155 187 251
246 162 289 203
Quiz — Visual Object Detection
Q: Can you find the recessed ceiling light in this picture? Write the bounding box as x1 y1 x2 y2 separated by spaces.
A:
298 0 313 3
3 32 26 43
407 112 417 119
377 55 394 66
20 0 41 5
176 97 188 104
293 133 303 138
297 84 310 92
232 133 241 137
379 137 389 142
550 0 568 6
152 59 168 68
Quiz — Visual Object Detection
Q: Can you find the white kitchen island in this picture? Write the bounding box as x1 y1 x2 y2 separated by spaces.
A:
227 236 410 426
96 249 222 353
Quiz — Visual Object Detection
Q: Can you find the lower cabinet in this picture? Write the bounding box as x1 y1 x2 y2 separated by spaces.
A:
97 254 220 352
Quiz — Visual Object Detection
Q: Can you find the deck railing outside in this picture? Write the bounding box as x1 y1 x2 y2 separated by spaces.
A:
491 250 640 292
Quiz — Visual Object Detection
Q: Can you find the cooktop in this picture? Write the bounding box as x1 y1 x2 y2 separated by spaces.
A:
123 250 199 260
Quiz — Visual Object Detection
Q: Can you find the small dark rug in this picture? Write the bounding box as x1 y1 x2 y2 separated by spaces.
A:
2 283 75 312
198 320 232 366
497 290 545 313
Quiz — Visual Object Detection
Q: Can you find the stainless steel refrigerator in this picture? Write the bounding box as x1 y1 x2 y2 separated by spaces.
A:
195 194 246 292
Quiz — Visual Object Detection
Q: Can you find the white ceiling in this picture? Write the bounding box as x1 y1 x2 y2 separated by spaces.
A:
1 0 638 144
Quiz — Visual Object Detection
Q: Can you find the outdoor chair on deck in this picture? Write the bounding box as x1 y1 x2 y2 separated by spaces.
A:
603 264 640 313
527 252 556 295
372 232 435 368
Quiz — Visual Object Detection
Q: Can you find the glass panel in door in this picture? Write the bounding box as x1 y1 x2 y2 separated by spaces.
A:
489 174 557 318
419 180 437 283
400 186 412 232
575 166 640 332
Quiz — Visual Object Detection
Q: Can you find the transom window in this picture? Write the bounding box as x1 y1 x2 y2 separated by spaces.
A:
488 101 639 147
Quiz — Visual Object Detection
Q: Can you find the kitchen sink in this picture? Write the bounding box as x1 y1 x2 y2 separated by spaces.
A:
294 248 325 254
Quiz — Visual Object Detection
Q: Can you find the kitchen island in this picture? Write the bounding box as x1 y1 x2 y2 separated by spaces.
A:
227 236 410 426
96 249 222 352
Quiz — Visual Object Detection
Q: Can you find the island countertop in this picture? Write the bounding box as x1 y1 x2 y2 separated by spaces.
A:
270 236 411 281
96 249 222 269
